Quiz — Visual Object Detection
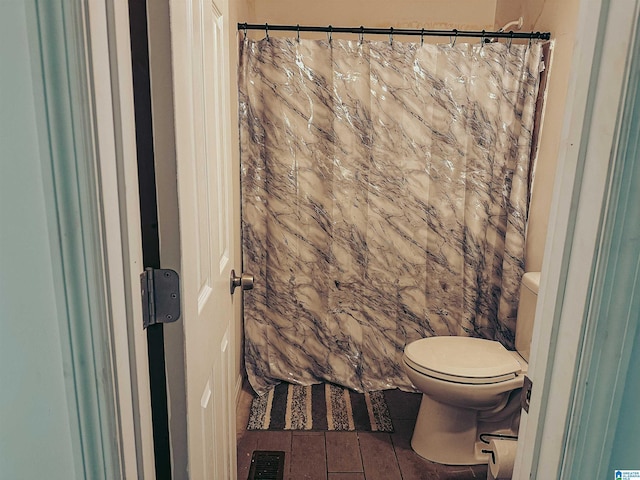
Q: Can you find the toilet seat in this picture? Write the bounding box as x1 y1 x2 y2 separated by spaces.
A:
404 337 523 385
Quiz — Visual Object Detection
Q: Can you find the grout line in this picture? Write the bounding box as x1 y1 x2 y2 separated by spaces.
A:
387 424 404 477
356 432 366 478
389 431 405 480
323 432 328 480
288 429 293 476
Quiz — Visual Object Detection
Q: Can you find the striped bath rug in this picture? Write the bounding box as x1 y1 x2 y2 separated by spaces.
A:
247 383 394 432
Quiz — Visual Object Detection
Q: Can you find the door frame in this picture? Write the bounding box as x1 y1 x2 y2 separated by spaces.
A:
86 0 638 477
514 0 640 477
87 0 244 478
84 1 156 478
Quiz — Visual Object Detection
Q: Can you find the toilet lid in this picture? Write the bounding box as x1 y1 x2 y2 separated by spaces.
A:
404 336 522 385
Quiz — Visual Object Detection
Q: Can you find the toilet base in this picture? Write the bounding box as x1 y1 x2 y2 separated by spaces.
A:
411 394 491 465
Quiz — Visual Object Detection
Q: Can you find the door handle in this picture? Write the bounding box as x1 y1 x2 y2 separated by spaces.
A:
230 269 254 294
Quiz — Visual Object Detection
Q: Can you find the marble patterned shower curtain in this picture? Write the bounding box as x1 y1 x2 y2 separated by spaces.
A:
239 37 543 394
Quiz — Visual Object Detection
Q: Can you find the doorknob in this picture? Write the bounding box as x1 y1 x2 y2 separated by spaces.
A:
230 269 254 294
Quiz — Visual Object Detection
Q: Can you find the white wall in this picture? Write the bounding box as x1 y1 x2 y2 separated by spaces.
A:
244 0 496 30
502 0 582 272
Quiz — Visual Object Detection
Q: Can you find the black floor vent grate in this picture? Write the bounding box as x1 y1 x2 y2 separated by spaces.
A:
247 450 285 480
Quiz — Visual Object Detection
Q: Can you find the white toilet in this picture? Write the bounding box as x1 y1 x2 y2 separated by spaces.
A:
402 272 540 465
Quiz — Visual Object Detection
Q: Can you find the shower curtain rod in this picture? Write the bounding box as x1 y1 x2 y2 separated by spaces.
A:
237 23 551 41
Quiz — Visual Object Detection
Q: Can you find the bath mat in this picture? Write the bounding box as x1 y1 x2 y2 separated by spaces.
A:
247 383 394 432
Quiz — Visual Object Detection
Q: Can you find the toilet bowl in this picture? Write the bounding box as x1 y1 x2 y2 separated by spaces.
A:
402 272 540 465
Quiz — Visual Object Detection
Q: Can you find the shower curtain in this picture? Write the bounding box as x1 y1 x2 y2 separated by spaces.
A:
239 36 543 394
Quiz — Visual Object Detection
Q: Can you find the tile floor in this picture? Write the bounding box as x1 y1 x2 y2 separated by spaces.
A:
237 382 488 480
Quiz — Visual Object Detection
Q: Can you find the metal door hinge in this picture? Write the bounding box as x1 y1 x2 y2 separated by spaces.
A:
521 375 533 413
141 268 181 329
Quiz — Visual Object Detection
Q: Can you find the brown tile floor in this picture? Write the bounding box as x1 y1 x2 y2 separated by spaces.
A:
237 382 488 480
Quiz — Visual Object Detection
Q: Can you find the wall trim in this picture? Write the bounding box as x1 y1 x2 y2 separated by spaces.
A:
85 0 156 477
514 0 640 477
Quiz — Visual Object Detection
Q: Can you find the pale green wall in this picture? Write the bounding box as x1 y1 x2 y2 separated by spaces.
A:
607 44 640 468
0 2 78 478
610 323 640 470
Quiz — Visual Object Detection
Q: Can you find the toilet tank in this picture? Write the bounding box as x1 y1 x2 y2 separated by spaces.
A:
514 272 541 363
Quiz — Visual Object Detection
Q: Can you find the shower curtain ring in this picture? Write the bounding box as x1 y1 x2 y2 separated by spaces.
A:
450 29 458 47
421 28 425 46
507 31 513 50
327 25 332 43
359 26 365 45
389 27 394 46
481 30 486 48
242 23 247 41
296 24 300 43
265 23 269 41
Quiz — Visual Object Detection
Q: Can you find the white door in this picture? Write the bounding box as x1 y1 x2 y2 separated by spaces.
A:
168 0 237 478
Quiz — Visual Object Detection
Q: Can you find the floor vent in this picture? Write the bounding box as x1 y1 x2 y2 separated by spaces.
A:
247 450 285 480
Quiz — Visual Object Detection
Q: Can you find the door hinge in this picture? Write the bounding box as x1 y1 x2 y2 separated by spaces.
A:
141 268 181 329
521 375 533 413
